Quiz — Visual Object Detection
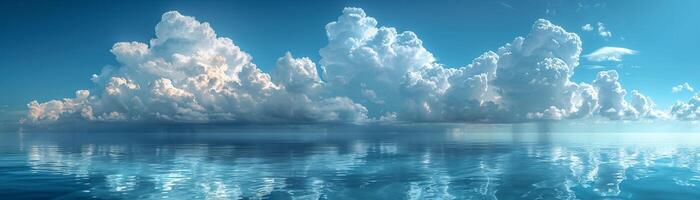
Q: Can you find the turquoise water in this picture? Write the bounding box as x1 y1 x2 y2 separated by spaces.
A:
2 123 700 199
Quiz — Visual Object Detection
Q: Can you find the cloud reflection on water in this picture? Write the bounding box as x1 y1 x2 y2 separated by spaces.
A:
10 123 700 199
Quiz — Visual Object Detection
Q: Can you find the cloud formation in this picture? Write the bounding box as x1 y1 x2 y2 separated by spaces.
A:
25 8 668 125
592 70 665 120
671 95 700 120
672 82 694 93
597 22 612 38
581 24 594 31
585 47 638 62
581 22 612 39
26 11 368 124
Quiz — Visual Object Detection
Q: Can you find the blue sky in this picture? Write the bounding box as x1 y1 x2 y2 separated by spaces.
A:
2 0 700 124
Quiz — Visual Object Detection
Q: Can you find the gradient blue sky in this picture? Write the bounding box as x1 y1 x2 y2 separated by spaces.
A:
1 0 699 116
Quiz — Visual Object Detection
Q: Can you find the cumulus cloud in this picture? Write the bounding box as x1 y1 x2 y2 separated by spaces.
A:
319 10 660 122
672 82 694 93
26 11 367 124
319 10 590 122
596 22 612 38
671 95 700 120
581 24 593 31
580 22 612 38
592 70 665 120
320 7 435 118
585 47 637 62
25 8 667 125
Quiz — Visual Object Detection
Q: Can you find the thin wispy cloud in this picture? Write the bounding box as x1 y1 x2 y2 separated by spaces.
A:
585 47 638 62
584 65 606 70
499 2 515 10
672 82 694 93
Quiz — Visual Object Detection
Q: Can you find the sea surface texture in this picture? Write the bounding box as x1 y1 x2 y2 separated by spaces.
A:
2 122 700 199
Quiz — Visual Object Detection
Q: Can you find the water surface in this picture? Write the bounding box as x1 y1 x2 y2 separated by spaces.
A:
2 122 700 199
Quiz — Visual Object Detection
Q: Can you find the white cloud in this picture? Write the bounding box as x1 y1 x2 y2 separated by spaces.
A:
320 11 591 122
597 22 612 38
26 11 368 124
592 70 664 120
672 82 694 93
671 95 700 120
581 22 612 38
581 24 593 31
319 10 659 122
585 47 638 62
24 8 668 125
584 65 605 70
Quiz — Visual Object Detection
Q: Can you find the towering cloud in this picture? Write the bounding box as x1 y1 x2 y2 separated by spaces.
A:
592 70 664 120
320 8 435 117
26 11 368 124
395 19 593 122
317 10 660 122
24 8 668 125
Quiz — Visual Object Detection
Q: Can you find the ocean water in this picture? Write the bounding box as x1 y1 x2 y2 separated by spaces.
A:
2 122 700 199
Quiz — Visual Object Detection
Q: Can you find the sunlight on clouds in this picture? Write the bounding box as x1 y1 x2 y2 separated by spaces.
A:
671 95 700 120
593 70 665 120
26 11 368 124
25 8 668 125
585 47 637 62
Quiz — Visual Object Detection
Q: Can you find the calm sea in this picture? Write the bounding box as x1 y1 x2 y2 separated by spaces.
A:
2 122 700 199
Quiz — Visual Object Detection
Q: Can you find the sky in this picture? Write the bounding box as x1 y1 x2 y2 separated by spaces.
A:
2 0 700 125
